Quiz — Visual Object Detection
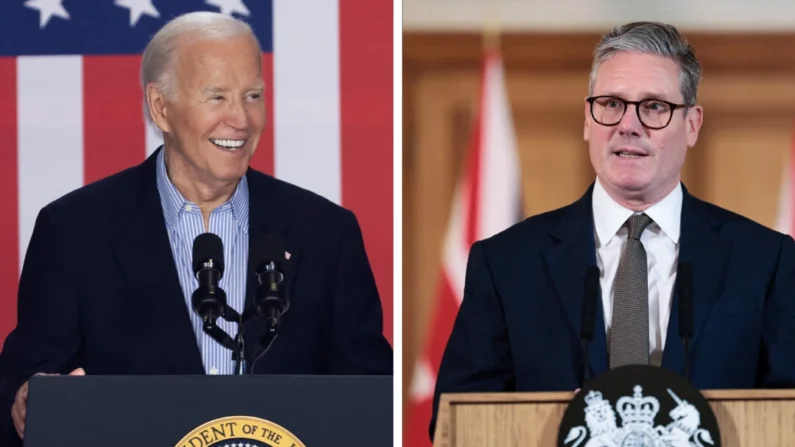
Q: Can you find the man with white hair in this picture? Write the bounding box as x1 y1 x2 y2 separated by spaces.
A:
0 11 392 444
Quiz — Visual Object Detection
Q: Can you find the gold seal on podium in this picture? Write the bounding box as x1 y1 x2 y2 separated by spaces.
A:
174 415 306 447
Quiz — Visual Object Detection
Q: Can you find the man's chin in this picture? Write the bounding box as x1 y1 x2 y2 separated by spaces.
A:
602 173 654 196
217 168 248 182
614 180 650 193
207 160 250 182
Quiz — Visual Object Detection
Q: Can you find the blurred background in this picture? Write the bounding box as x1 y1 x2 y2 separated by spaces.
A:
403 0 795 445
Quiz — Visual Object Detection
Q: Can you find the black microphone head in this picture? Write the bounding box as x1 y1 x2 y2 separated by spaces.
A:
678 262 693 288
678 262 694 337
581 266 600 341
585 266 600 289
253 235 288 324
254 235 287 278
193 232 225 275
256 235 287 263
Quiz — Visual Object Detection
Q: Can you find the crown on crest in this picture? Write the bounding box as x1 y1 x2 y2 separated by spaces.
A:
584 390 605 406
616 385 659 426
583 390 613 416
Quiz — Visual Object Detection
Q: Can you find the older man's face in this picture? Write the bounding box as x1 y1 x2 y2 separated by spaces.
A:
584 52 702 206
163 34 265 184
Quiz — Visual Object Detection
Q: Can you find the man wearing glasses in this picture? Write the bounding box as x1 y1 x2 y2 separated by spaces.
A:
430 21 795 440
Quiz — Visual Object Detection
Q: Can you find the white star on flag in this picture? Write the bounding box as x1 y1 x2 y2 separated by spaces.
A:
25 0 70 28
205 0 251 17
115 0 160 27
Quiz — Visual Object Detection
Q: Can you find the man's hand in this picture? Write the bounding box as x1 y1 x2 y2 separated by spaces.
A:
10 368 84 439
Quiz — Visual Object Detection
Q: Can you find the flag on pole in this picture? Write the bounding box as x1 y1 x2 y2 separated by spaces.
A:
405 48 522 446
774 126 795 236
0 0 393 345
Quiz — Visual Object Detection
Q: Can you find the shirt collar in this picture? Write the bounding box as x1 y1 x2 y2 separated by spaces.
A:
592 177 682 246
155 147 249 232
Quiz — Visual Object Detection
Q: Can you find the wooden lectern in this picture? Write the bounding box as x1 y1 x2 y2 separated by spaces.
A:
432 390 795 446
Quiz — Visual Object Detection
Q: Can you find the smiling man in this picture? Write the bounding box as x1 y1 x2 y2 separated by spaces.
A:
0 12 392 445
429 21 795 440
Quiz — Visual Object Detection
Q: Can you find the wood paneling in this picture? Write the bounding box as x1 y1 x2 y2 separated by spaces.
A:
403 31 795 424
404 32 795 72
433 390 795 446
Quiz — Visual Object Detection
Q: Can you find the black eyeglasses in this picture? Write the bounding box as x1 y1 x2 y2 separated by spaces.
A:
586 95 691 130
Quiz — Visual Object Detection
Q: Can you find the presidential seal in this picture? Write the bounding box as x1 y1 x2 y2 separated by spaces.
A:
174 416 306 447
558 365 720 447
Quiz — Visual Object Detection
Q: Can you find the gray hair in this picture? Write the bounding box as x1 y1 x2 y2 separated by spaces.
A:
589 21 701 106
140 11 262 132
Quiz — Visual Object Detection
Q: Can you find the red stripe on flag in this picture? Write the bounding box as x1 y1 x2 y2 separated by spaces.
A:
405 273 460 447
0 57 19 342
83 56 145 184
338 0 393 343
249 53 274 175
406 395 433 446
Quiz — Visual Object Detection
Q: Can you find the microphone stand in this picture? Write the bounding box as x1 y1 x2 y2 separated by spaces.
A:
581 267 599 385
192 233 246 375
248 263 287 373
582 336 591 383
251 331 279 373
231 313 245 376
683 336 690 380
200 307 246 375
678 263 694 381
246 301 282 373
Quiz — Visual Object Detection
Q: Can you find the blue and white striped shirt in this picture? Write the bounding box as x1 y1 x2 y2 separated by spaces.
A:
155 148 249 375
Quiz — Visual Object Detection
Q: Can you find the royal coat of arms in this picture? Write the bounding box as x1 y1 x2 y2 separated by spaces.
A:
563 385 715 447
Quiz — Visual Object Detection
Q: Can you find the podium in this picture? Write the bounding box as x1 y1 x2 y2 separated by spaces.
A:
432 390 795 446
22 374 392 447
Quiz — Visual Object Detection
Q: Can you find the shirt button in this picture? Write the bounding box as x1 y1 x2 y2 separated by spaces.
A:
185 205 193 211
210 366 218 375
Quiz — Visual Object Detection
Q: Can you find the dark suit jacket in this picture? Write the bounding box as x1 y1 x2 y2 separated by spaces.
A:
430 183 795 439
0 148 392 445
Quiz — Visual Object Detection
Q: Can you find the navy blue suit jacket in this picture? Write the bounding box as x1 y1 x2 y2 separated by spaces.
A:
430 183 795 439
0 148 392 445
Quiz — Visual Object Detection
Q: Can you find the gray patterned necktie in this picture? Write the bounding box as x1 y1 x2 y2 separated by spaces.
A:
609 213 653 369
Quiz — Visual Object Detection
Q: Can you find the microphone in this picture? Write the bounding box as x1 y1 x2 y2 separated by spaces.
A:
192 232 227 323
249 235 290 372
677 262 694 380
254 237 288 334
581 266 600 384
191 232 244 374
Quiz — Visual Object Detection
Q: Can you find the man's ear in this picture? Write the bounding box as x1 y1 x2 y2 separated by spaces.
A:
146 83 171 134
583 98 591 142
685 104 703 148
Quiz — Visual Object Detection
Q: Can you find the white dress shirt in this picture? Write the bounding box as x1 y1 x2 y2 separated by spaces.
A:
592 178 682 366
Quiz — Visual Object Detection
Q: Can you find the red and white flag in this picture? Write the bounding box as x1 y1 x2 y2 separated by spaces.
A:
0 0 392 345
775 129 795 236
405 49 522 446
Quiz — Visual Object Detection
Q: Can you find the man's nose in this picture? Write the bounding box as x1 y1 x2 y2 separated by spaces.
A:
225 100 249 129
617 104 644 136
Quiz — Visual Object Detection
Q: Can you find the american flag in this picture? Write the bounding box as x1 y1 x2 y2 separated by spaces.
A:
0 0 393 345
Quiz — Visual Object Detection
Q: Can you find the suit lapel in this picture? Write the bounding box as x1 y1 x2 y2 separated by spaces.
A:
241 172 302 369
109 148 205 374
661 187 731 376
541 185 609 378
